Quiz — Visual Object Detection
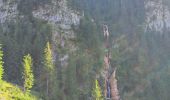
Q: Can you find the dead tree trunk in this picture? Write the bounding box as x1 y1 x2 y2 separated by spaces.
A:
109 69 120 100
103 25 120 100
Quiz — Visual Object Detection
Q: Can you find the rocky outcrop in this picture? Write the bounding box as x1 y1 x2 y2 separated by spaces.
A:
33 0 80 30
0 0 18 23
145 0 170 32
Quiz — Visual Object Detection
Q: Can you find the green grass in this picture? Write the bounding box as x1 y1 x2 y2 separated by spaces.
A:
0 81 38 100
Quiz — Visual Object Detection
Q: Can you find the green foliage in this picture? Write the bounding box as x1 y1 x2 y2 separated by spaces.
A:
0 81 37 100
0 44 4 80
0 16 51 84
1 0 170 99
65 57 78 100
75 16 104 72
44 42 54 72
23 54 34 92
70 1 170 100
92 79 103 100
77 16 101 49
58 14 104 99
43 42 59 99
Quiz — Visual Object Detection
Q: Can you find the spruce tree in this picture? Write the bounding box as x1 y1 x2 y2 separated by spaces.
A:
44 42 54 71
44 42 54 98
23 54 34 92
92 79 103 100
0 44 4 81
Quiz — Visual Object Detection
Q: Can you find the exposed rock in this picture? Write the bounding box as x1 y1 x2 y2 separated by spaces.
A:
145 0 170 32
32 0 80 29
0 0 18 23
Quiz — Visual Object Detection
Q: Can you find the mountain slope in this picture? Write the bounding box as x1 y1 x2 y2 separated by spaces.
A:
0 81 37 100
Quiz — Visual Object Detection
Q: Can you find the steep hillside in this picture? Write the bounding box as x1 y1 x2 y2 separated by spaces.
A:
0 81 37 100
70 0 170 100
145 0 170 32
1 0 170 100
0 0 82 99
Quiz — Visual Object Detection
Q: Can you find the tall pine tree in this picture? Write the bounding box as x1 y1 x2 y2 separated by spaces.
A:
44 42 54 71
44 42 54 98
23 54 34 92
92 79 103 100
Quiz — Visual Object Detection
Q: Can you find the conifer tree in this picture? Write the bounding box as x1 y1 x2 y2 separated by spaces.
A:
44 42 54 98
44 42 54 71
92 79 103 100
23 54 34 92
0 44 4 81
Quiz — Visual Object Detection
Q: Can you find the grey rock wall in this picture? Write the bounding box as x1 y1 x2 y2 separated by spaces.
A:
145 0 170 32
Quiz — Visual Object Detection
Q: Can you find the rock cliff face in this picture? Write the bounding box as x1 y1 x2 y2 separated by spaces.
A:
0 0 80 26
0 0 18 23
145 0 170 32
33 0 80 29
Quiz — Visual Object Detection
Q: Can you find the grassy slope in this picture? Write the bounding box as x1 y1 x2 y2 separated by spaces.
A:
0 81 38 100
